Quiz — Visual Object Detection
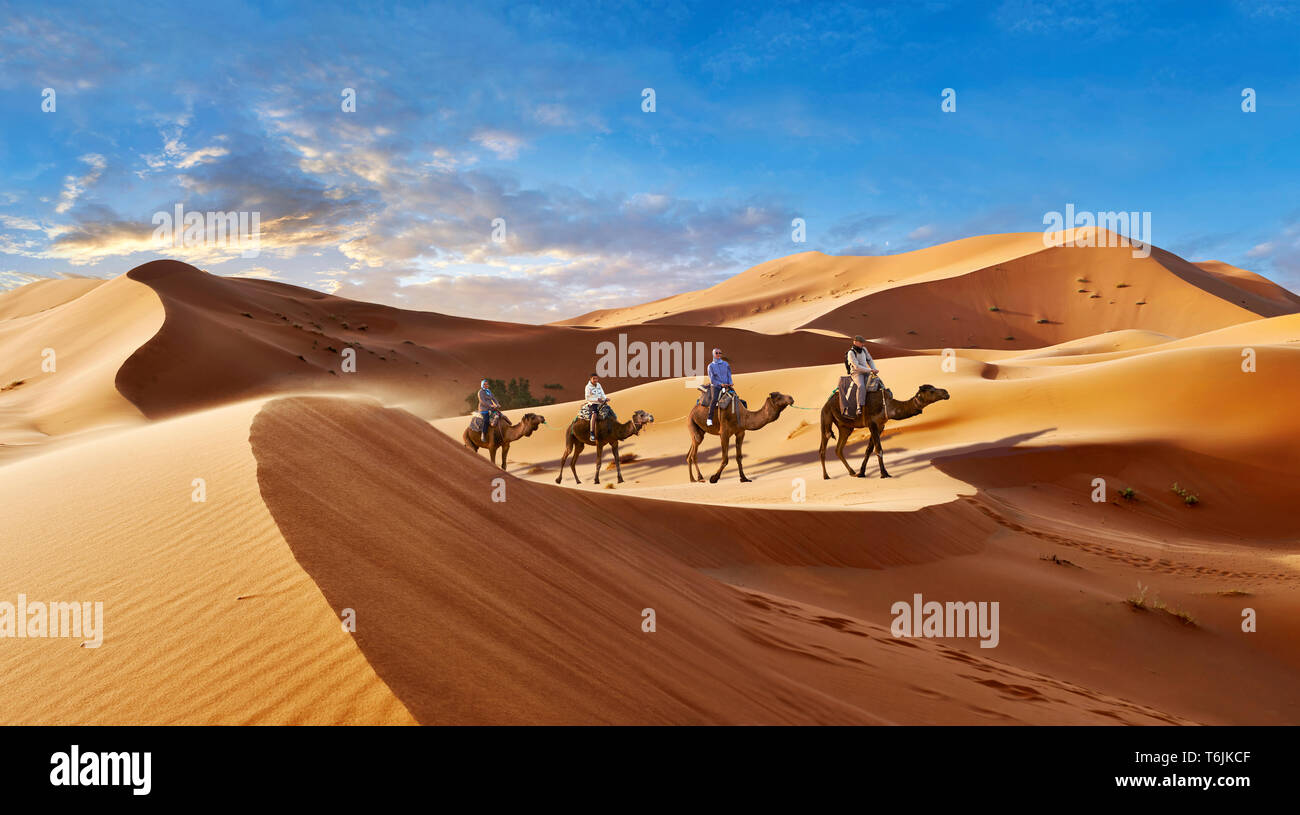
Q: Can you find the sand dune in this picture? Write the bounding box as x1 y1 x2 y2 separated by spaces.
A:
249 396 1209 724
560 232 1295 351
1196 260 1300 311
0 398 413 724
0 277 106 321
0 273 161 456
112 260 856 423
3 232 1298 724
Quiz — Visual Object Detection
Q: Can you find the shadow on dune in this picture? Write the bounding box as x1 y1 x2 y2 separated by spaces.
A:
249 396 1001 723
932 440 1300 542
520 425 1059 485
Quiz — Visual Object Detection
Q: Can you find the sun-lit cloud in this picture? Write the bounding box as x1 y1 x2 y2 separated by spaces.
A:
54 154 106 214
471 130 526 160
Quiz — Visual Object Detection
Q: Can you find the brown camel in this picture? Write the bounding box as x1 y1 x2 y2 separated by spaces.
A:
463 412 545 471
818 384 949 479
685 391 795 483
556 409 655 485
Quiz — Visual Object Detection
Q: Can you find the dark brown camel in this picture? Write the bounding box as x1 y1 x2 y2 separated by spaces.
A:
463 412 545 471
556 409 655 484
818 384 949 479
685 391 794 483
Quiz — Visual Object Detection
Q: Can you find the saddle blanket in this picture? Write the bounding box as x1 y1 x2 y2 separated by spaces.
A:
694 385 745 412
578 403 615 421
837 375 883 418
469 412 500 434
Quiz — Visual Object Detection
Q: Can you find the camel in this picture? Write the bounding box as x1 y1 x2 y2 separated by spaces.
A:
463 412 545 471
818 383 949 479
685 390 795 483
556 408 655 485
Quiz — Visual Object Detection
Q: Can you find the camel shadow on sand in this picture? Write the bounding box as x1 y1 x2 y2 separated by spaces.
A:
511 426 1058 484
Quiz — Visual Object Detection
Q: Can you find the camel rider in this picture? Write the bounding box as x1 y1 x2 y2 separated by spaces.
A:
584 373 608 441
706 347 733 427
846 335 879 414
477 379 501 431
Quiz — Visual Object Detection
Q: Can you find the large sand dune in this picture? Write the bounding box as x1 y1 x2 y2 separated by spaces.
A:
3 234 1298 724
560 231 1295 349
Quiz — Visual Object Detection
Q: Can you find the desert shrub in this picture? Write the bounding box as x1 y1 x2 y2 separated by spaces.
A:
465 378 557 412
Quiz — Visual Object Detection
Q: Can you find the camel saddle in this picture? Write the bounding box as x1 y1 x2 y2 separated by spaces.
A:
577 402 615 421
837 376 860 417
696 385 745 419
469 411 502 434
837 374 883 418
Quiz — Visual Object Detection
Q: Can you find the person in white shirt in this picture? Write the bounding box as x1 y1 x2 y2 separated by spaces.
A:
584 372 608 441
845 334 879 415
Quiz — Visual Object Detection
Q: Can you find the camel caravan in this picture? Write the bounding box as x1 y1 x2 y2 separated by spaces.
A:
462 336 950 484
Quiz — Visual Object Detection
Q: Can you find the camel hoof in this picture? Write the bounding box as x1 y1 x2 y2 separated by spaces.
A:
823 475 830 480
740 477 752 483
881 473 892 479
554 477 562 485
708 475 720 484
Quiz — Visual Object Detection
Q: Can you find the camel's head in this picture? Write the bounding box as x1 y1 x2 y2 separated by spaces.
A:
631 409 655 433
521 412 545 434
769 391 795 412
916 384 950 406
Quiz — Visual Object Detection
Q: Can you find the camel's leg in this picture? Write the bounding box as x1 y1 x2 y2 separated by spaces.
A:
834 424 857 476
593 441 603 484
611 439 624 483
819 414 833 480
871 423 891 478
570 440 584 483
857 433 877 477
556 434 573 484
687 422 705 482
499 442 509 471
709 432 731 483
735 431 751 483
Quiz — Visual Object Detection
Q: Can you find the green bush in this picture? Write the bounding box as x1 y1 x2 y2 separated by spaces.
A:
466 377 557 412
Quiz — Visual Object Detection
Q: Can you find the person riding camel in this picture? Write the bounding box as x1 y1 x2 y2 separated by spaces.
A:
846 335 879 416
584 372 609 441
706 347 733 427
477 378 501 429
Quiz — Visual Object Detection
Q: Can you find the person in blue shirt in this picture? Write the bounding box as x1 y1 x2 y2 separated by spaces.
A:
705 347 733 427
477 379 501 430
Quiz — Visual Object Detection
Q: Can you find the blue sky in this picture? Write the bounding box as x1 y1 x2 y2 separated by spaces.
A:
2 0 1298 320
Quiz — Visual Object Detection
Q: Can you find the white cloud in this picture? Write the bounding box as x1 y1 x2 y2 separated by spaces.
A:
0 215 42 231
472 130 526 160
54 154 106 214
